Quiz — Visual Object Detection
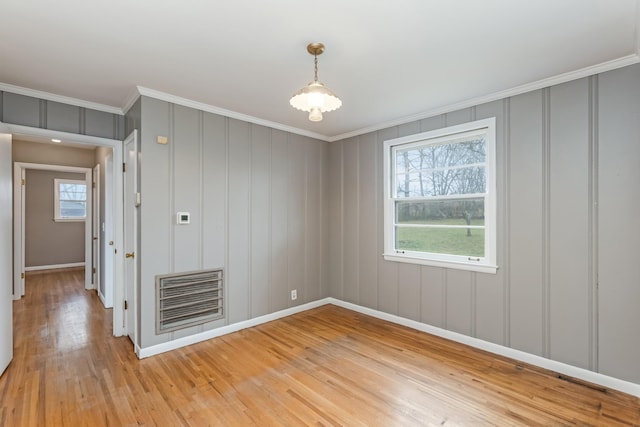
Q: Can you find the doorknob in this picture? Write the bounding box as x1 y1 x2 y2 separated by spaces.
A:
125 252 135 259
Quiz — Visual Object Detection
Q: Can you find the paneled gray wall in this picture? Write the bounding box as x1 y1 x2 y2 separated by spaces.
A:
329 64 640 384
125 98 141 138
1 91 124 140
24 170 86 267
134 96 329 349
597 65 640 382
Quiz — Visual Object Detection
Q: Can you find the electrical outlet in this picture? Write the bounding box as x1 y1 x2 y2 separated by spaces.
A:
291 289 297 300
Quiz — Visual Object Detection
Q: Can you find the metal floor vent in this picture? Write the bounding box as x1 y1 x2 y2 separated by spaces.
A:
156 268 224 334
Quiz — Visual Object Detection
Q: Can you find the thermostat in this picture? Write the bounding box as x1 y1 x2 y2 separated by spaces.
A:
176 212 190 225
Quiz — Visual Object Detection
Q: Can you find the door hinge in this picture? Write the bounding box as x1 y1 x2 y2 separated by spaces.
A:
92 267 96 274
92 181 96 188
21 178 25 186
123 162 126 173
21 272 25 279
124 300 128 310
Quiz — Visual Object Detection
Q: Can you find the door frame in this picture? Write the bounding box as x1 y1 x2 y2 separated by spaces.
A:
14 162 93 293
0 128 13 376
123 130 138 348
6 122 127 337
92 163 100 293
12 166 24 300
102 153 114 308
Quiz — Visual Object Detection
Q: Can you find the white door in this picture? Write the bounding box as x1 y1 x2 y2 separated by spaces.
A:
92 164 100 293
123 131 138 345
103 153 114 308
0 131 14 376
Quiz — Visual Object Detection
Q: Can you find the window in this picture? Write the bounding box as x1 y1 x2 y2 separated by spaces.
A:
383 117 497 274
54 179 87 221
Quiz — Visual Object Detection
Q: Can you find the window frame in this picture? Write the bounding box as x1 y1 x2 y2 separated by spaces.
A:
54 178 88 222
383 117 497 274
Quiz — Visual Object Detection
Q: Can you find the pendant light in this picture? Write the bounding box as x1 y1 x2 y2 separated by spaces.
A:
290 43 342 122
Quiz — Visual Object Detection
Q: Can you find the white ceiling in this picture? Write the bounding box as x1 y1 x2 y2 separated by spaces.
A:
1 0 638 141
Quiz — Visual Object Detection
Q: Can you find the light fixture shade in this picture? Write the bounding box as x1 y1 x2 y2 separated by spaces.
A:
290 81 342 115
290 43 342 122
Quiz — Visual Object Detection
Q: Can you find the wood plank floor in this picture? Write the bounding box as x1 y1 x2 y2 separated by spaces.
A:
1 268 639 426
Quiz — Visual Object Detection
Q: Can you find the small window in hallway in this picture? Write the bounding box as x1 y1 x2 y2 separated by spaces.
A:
54 179 87 221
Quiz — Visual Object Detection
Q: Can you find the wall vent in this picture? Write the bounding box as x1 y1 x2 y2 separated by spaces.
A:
156 268 224 334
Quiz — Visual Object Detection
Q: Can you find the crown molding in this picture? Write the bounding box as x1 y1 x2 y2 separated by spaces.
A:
3 52 639 142
135 52 640 143
0 82 123 115
328 53 640 142
636 0 640 56
135 86 332 142
122 86 142 115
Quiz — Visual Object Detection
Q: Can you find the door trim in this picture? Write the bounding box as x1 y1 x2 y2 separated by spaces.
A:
14 162 93 292
12 166 24 300
102 153 115 308
0 129 13 376
92 163 100 294
123 130 138 350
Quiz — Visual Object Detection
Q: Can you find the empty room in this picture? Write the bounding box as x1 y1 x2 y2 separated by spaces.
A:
1 1 639 425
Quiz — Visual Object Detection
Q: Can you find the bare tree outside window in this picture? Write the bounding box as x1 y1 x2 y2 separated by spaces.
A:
393 134 487 257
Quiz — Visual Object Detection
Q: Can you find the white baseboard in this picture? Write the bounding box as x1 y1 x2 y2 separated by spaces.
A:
137 299 331 359
135 343 143 359
98 290 111 308
136 296 640 398
25 262 85 272
326 298 640 398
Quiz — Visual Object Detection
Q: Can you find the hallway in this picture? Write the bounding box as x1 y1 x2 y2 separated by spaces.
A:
0 268 135 425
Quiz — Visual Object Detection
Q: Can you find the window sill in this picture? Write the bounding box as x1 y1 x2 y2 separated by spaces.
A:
383 253 498 274
53 218 86 223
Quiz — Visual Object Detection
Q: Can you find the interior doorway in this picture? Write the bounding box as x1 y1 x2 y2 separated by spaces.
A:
14 162 93 296
6 123 127 337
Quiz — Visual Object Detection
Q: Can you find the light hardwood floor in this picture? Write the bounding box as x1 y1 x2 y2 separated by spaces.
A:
1 268 639 426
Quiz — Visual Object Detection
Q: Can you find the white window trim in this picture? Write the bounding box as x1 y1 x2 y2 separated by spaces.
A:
54 178 88 222
383 117 497 274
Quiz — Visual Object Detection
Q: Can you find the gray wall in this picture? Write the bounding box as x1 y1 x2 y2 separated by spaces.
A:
13 139 97 168
125 97 141 138
1 92 124 140
329 63 640 384
24 169 86 267
133 96 329 349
